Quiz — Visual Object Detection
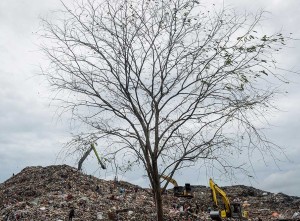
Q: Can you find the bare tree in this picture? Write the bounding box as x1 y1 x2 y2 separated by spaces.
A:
40 0 289 219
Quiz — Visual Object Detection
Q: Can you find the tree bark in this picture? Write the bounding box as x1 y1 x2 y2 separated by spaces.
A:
152 159 164 221
154 180 164 221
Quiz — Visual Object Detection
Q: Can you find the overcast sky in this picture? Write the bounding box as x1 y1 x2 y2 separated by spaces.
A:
1 0 300 196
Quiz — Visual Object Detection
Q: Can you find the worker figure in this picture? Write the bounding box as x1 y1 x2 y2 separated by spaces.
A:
114 176 118 188
96 185 102 194
134 186 138 193
68 208 75 221
195 203 200 214
233 204 240 213
119 187 125 200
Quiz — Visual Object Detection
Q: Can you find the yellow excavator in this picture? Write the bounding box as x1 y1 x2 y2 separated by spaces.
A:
160 174 193 198
209 178 248 220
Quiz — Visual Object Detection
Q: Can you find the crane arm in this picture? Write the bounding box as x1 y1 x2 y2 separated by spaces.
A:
77 143 106 170
160 174 178 187
209 178 231 214
209 178 219 206
78 146 93 170
91 143 106 169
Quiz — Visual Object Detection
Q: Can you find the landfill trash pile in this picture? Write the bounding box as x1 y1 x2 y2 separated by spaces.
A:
0 165 160 220
0 165 300 221
221 185 300 219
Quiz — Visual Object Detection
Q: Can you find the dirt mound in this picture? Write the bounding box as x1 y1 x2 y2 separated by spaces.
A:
1 165 300 220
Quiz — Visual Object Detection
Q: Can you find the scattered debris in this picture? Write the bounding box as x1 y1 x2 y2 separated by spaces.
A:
1 165 300 220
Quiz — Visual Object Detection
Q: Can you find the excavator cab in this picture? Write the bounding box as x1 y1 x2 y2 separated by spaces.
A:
231 202 242 219
174 183 193 198
174 186 184 196
185 183 192 192
160 175 194 198
183 183 193 197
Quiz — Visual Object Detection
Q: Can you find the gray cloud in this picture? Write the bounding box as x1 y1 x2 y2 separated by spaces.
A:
0 0 70 182
260 165 300 196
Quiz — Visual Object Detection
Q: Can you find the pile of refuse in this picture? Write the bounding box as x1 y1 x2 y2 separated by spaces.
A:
0 165 159 220
1 165 300 220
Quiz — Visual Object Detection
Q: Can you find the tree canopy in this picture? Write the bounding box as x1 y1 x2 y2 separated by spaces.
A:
40 0 289 219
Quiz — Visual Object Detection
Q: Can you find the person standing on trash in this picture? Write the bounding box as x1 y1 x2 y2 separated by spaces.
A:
96 185 102 195
119 186 126 200
68 208 75 221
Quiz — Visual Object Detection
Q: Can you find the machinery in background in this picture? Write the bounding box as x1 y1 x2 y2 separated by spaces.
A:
209 178 248 220
78 143 106 170
160 174 193 198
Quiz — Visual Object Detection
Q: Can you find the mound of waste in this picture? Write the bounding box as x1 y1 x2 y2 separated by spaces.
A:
1 165 300 220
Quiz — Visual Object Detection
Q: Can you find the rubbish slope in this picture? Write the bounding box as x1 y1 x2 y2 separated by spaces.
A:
1 165 300 220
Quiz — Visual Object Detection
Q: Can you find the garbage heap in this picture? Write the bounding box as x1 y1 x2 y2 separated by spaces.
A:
0 165 159 220
1 165 300 221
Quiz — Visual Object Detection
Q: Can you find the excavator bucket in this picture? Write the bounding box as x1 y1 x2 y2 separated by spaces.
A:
210 211 222 221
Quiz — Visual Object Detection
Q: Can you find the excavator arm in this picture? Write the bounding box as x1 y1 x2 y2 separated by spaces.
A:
209 178 248 220
91 143 106 170
209 178 231 218
160 174 178 187
209 179 231 213
78 143 106 170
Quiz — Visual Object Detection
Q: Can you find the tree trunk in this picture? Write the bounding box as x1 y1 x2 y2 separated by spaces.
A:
154 183 164 221
152 159 164 221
